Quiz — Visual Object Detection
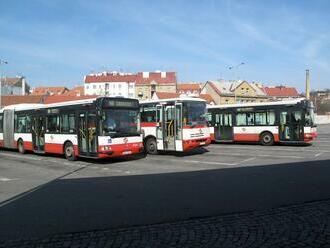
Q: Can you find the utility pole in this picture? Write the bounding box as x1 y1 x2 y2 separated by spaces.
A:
305 69 310 100
0 60 9 108
229 62 245 103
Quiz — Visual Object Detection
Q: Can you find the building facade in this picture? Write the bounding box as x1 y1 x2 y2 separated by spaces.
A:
201 80 268 105
0 76 29 96
84 71 177 100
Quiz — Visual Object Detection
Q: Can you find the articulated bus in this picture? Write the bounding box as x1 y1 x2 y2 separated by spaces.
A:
140 98 211 154
207 98 317 145
0 97 143 160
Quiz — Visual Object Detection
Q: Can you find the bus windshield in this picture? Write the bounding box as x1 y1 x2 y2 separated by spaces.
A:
183 102 207 126
101 108 139 137
305 108 315 126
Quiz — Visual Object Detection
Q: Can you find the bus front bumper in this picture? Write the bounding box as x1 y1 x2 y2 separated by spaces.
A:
98 142 144 158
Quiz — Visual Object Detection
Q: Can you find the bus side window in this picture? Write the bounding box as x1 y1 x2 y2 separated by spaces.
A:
47 116 60 133
0 114 3 133
17 115 27 133
236 113 247 126
267 111 275 125
26 115 31 132
246 113 255 126
255 112 267 125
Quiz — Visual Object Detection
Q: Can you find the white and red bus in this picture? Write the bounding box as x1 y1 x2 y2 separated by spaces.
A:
207 98 317 145
140 98 211 154
0 97 143 160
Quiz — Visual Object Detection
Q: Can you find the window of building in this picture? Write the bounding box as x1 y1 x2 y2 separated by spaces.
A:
93 85 96 89
118 84 122 89
47 116 60 133
61 114 76 133
86 85 89 89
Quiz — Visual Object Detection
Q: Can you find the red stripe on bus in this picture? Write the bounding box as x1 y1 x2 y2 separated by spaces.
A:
183 125 207 129
182 137 211 151
234 133 260 142
141 122 157 127
23 141 33 151
98 142 143 158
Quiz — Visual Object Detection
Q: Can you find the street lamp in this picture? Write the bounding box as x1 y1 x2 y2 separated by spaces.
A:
228 62 245 103
0 60 9 108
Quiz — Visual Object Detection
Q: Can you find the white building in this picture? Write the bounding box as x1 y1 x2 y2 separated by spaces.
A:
84 71 136 98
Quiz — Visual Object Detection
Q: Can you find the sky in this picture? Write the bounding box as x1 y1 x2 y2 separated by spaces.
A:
0 0 330 91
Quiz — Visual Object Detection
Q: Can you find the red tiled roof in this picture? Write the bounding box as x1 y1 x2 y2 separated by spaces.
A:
264 86 299 97
136 72 177 85
85 72 177 85
177 83 201 91
209 81 222 95
154 92 180 99
199 94 214 104
32 87 69 95
1 95 44 106
64 86 84 96
43 95 96 104
85 74 136 83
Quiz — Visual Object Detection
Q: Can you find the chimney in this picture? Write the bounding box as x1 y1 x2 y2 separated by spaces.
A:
305 69 310 100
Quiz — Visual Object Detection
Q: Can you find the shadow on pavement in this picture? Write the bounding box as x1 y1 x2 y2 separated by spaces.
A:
1 159 330 241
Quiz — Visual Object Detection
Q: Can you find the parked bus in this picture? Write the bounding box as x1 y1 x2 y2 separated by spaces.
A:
207 98 317 145
140 98 211 154
0 97 144 160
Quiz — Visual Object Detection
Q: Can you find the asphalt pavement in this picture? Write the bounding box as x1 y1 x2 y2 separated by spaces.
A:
0 124 329 246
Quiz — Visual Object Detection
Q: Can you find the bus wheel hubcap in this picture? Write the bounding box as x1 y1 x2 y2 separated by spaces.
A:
66 147 73 157
264 136 270 143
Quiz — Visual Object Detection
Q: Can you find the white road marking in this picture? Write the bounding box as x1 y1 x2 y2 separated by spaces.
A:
208 145 329 153
239 157 257 164
0 177 18 182
208 151 304 159
315 152 324 157
0 152 42 161
148 157 237 166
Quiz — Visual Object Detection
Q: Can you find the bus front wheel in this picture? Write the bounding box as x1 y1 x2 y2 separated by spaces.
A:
64 142 77 161
260 132 274 146
145 137 158 155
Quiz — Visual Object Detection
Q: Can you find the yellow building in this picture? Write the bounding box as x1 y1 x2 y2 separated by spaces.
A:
201 80 269 105
135 72 177 100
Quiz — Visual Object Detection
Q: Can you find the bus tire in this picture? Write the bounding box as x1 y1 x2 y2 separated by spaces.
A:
260 132 274 146
64 142 77 161
145 137 158 155
18 139 26 154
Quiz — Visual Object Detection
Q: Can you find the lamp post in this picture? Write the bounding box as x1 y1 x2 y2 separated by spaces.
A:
0 60 8 108
228 62 245 103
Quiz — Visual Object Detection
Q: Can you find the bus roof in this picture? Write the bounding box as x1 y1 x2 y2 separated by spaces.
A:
0 96 139 113
140 97 206 105
207 98 307 110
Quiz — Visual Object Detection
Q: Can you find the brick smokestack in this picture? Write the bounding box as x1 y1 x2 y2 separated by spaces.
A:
305 69 310 100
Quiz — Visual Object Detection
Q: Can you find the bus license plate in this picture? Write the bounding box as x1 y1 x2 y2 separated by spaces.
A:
200 142 205 145
122 151 132 155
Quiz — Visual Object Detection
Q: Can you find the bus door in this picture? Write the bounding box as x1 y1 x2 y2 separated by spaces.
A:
175 103 183 144
279 110 304 141
155 104 164 150
164 105 176 150
31 115 45 152
78 111 98 157
214 112 233 141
